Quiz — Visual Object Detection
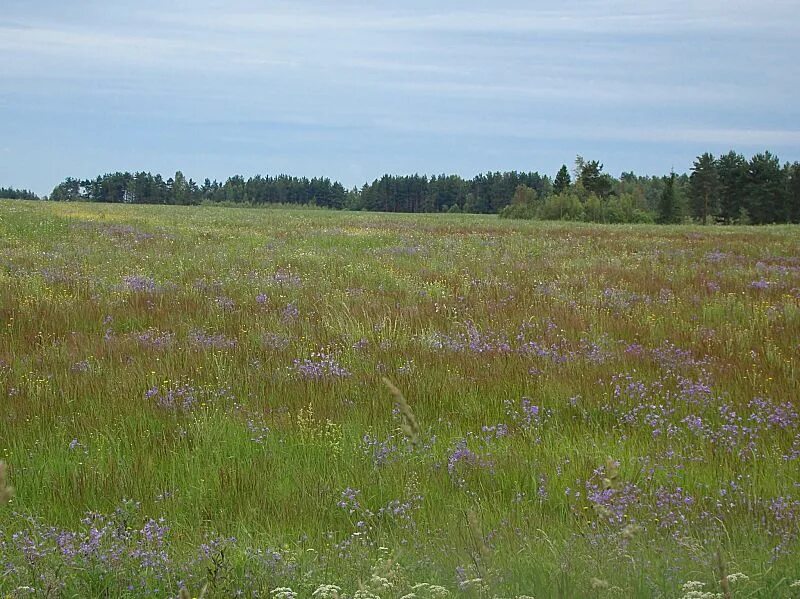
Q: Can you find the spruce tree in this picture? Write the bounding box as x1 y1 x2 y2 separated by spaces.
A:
657 172 680 224
788 162 800 224
553 165 571 195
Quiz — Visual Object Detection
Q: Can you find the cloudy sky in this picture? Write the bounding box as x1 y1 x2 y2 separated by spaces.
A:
2 0 799 195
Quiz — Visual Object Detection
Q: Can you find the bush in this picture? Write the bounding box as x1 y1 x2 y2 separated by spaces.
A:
539 193 584 221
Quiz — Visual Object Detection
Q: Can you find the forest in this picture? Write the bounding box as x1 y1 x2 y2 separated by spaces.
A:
0 187 38 201
7 150 800 224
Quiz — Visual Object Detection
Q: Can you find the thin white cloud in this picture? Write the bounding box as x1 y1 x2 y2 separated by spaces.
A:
370 112 800 147
148 1 798 36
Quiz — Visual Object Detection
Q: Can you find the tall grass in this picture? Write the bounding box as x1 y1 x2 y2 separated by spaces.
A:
0 199 799 597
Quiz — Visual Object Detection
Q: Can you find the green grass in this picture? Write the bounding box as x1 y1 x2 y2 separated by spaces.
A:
1 199 799 597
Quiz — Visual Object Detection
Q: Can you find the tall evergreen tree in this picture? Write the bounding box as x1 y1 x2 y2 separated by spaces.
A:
717 151 748 222
657 172 681 224
746 152 787 224
788 162 800 224
172 171 190 205
553 165 571 194
689 153 719 224
578 160 613 198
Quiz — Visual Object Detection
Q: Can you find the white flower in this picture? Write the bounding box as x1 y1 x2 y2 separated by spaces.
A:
353 591 381 599
271 587 298 599
458 578 488 593
726 572 749 584
410 583 451 598
370 575 394 591
312 584 343 599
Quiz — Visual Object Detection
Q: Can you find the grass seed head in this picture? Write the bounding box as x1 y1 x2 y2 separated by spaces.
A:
602 457 620 490
590 577 610 590
383 377 420 446
467 508 492 560
0 461 13 505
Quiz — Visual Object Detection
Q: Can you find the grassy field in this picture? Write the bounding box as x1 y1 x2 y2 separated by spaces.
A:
0 199 799 598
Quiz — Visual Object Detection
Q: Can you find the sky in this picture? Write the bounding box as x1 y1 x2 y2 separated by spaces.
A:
1 0 799 196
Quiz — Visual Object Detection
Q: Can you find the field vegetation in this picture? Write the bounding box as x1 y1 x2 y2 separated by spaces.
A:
0 200 799 597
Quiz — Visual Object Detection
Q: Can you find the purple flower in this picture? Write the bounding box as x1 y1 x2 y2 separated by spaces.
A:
352 338 369 350
262 332 289 351
272 270 302 287
293 352 350 380
362 434 399 466
121 275 157 293
71 360 91 373
337 488 361 513
281 302 299 323
215 296 235 311
189 329 237 350
133 329 175 349
446 439 493 486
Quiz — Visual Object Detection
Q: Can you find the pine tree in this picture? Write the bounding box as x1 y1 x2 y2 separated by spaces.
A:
746 152 787 224
578 160 613 198
689 153 719 224
717 151 748 222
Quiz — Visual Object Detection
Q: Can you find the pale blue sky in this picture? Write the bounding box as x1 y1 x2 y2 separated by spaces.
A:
2 0 799 195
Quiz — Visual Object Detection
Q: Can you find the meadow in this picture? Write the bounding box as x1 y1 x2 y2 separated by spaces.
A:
0 199 799 598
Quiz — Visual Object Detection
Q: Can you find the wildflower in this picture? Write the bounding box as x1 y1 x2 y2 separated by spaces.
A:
189 329 237 350
68 438 85 452
71 360 91 373
122 274 157 293
281 302 300 323
678 581 723 599
312 584 342 598
458 578 488 593
293 353 350 380
410 583 450 598
215 296 235 310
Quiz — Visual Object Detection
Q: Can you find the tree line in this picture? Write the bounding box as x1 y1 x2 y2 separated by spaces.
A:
687 151 800 225
48 173 349 209
501 152 799 225
2 150 798 224
0 187 38 200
